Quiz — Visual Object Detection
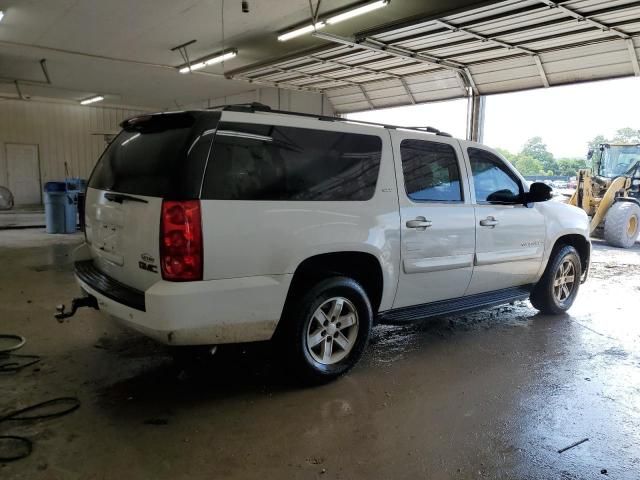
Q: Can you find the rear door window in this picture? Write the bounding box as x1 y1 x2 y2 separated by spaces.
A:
201 122 382 201
400 139 463 202
88 111 219 198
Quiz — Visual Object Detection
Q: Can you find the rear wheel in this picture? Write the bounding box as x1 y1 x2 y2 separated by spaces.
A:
276 276 372 384
604 201 640 248
530 245 581 315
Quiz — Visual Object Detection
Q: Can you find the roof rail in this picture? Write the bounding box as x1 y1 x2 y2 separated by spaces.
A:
208 102 453 137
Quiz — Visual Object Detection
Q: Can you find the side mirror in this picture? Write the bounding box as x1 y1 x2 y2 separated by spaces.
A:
587 149 593 160
526 182 553 203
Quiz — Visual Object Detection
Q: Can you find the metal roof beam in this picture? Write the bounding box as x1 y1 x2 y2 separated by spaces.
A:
539 0 632 40
627 38 640 76
308 55 417 103
434 19 539 56
533 55 550 87
309 55 403 79
359 84 375 109
231 75 322 92
434 18 550 88
399 77 417 104
313 31 477 96
382 2 640 51
245 64 362 88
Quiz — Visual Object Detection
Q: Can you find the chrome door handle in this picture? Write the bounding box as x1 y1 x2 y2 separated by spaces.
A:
479 216 499 227
406 217 432 229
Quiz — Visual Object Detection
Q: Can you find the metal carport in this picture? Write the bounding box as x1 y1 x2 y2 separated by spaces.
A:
227 0 640 138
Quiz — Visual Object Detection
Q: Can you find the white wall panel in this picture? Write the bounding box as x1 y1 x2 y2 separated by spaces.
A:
0 100 145 191
183 87 334 116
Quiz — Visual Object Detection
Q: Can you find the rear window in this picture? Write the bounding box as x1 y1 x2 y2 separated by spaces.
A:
201 122 382 201
88 111 219 198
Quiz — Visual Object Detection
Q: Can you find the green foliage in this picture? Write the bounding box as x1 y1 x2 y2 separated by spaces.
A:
500 128 638 177
612 128 640 144
587 134 607 153
512 155 545 175
556 157 587 176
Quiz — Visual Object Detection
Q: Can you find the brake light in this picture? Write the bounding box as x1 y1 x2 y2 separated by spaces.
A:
160 200 203 281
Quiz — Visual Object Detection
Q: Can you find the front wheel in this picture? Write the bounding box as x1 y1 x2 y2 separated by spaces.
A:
604 201 640 248
276 276 373 384
530 245 581 315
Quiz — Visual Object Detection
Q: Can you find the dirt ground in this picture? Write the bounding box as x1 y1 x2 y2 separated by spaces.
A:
1 230 639 479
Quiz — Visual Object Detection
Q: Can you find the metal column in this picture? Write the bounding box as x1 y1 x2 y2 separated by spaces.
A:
467 94 485 143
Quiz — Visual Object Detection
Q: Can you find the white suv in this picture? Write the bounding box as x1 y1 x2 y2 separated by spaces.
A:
61 104 591 383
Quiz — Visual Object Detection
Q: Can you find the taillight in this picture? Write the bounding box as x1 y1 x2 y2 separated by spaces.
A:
160 200 203 281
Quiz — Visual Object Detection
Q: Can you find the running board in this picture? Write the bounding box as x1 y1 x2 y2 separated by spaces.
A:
378 285 533 323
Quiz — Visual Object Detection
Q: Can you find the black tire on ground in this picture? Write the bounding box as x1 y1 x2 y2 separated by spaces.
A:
530 245 581 315
276 276 373 384
604 201 640 248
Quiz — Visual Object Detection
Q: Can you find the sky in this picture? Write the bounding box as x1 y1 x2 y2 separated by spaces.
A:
346 76 640 159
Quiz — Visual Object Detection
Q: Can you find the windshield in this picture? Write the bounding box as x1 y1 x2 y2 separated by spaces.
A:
595 144 640 178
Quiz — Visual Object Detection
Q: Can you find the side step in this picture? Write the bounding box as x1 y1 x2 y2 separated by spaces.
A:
378 285 533 323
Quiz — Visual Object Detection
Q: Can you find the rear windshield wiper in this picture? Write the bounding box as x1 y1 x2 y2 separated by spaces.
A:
104 193 148 204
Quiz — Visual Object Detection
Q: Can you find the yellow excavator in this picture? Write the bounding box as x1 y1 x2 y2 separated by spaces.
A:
569 143 640 248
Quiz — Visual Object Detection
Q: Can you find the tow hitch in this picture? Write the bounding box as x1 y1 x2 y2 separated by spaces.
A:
55 295 99 322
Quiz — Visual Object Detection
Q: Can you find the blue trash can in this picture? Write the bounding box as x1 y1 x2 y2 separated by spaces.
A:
44 182 66 234
65 177 86 233
63 193 78 233
44 182 77 234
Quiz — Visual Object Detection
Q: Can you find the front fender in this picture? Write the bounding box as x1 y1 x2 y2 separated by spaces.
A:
534 201 590 278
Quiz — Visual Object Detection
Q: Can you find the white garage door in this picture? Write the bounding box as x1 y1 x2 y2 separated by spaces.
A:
6 143 42 206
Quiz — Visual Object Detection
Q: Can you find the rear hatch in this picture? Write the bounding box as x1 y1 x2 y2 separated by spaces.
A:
85 111 219 291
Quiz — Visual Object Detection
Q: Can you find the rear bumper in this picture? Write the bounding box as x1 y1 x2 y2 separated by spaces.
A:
74 261 292 345
75 260 145 311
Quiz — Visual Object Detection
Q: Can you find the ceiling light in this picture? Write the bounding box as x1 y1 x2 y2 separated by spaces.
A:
80 95 104 105
326 0 389 25
0 11 4 22
278 22 325 42
178 50 237 74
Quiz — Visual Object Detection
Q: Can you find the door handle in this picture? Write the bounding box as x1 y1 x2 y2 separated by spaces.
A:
406 217 433 229
479 216 499 227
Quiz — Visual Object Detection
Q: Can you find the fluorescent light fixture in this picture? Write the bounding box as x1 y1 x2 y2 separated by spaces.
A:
277 1 389 41
278 22 325 42
80 95 104 105
0 11 4 22
178 50 237 74
326 0 389 25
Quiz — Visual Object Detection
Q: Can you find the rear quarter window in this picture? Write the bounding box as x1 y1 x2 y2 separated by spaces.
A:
201 122 383 201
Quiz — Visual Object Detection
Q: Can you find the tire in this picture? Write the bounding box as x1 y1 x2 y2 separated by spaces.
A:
530 245 581 315
604 201 640 248
276 276 373 384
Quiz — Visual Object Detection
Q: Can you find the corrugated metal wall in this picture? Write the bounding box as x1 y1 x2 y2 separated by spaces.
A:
0 99 146 191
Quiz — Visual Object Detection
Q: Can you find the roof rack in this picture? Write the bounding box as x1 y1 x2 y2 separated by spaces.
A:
207 102 453 137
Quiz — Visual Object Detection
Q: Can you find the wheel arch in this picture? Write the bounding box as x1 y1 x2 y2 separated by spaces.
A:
550 233 591 275
282 251 386 317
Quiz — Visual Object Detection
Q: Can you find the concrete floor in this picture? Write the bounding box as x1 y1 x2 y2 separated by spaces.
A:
1 230 639 479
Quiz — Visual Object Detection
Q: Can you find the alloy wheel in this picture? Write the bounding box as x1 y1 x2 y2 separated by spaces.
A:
305 297 359 365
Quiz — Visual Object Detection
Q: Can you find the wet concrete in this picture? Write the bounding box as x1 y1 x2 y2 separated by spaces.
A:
1 231 639 479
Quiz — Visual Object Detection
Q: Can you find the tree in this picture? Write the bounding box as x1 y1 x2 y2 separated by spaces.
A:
495 148 516 163
587 134 607 153
521 137 557 174
612 128 640 144
556 157 587 176
512 154 545 175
